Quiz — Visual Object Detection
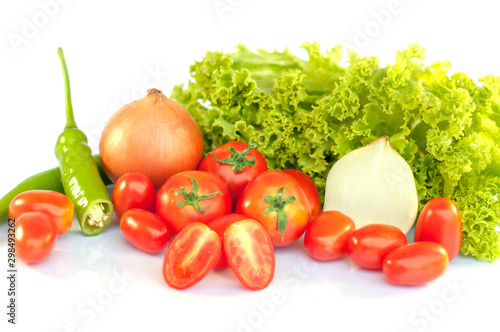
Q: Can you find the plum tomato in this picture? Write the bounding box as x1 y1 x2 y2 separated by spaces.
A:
15 211 58 263
112 172 156 221
206 213 247 269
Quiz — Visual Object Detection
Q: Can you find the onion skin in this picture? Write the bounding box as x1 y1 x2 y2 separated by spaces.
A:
99 89 204 189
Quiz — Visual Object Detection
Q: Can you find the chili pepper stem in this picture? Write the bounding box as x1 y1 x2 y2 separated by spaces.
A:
57 47 77 130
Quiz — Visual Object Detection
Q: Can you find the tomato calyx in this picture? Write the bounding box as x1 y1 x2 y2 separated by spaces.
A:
263 186 296 241
174 175 222 213
209 145 256 173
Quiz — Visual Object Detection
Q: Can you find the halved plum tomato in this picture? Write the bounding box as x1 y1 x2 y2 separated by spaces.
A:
383 242 449 286
9 190 74 235
15 211 58 263
120 208 171 254
112 172 156 221
199 141 267 207
163 222 221 290
206 213 247 269
282 169 321 219
224 219 275 291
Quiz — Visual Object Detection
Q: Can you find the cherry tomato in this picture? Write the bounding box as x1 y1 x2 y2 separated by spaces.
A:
199 141 267 207
414 197 462 261
235 170 311 247
9 190 74 235
206 213 247 269
120 209 171 254
163 222 221 289
112 172 156 221
383 242 449 285
224 219 275 291
282 169 321 219
156 170 231 234
346 224 407 270
304 211 355 261
15 211 58 263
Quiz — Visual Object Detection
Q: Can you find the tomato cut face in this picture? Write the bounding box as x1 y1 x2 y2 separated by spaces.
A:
163 222 221 290
206 213 247 269
224 219 275 291
15 211 59 263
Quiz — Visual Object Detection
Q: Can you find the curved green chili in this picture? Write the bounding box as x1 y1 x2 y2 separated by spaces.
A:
54 48 113 236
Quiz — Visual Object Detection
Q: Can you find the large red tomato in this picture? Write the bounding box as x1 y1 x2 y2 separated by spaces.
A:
282 169 321 219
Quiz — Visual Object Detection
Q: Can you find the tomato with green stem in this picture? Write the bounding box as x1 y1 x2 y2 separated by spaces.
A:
206 213 247 269
120 208 170 254
15 211 59 263
112 172 156 221
282 169 321 219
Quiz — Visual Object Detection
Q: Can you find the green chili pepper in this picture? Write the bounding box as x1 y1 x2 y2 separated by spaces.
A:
54 48 113 236
0 155 111 224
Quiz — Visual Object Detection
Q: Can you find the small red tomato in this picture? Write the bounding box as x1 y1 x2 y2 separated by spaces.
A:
15 212 58 263
414 197 462 261
112 172 156 221
224 219 275 291
120 209 171 254
383 242 449 286
163 222 221 289
199 141 268 207
304 211 355 261
347 224 407 270
9 190 74 235
156 170 232 234
282 169 321 219
206 213 247 269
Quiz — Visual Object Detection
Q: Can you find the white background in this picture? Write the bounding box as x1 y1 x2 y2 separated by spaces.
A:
1 0 500 331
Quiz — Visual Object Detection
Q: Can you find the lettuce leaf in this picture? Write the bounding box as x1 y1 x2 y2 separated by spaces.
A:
172 43 500 262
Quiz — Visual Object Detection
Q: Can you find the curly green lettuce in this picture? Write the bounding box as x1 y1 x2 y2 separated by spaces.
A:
172 43 500 262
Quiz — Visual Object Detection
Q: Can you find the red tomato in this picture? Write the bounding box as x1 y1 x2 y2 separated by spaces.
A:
346 224 407 270
206 213 247 269
282 169 321 219
9 190 74 235
414 198 462 261
235 170 311 247
112 172 156 221
120 209 171 254
15 212 58 263
304 211 355 261
156 170 231 234
383 242 449 285
199 141 267 207
163 222 221 289
224 219 275 290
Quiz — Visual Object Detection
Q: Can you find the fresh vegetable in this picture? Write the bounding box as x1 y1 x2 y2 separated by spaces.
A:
282 169 321 219
199 141 267 206
224 219 275 291
206 213 247 269
55 48 113 236
324 136 418 234
99 88 204 190
304 211 355 261
383 242 449 286
120 208 170 254
156 170 231 234
9 190 74 235
15 211 58 263
163 222 221 289
172 43 500 262
0 155 110 224
235 170 310 247
414 198 462 261
112 172 156 221
346 224 407 270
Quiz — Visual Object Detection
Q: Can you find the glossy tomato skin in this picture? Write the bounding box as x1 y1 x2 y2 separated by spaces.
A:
346 224 407 270
224 219 275 291
414 198 462 261
112 172 156 221
120 209 171 254
15 211 58 263
206 213 247 269
9 190 74 235
383 242 449 286
282 169 321 219
199 141 267 207
163 222 221 289
304 211 355 261
156 170 231 234
235 170 311 247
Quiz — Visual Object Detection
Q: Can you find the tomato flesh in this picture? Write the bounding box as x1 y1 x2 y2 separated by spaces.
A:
163 222 221 289
224 219 275 291
15 211 58 263
206 213 247 269
112 172 156 221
